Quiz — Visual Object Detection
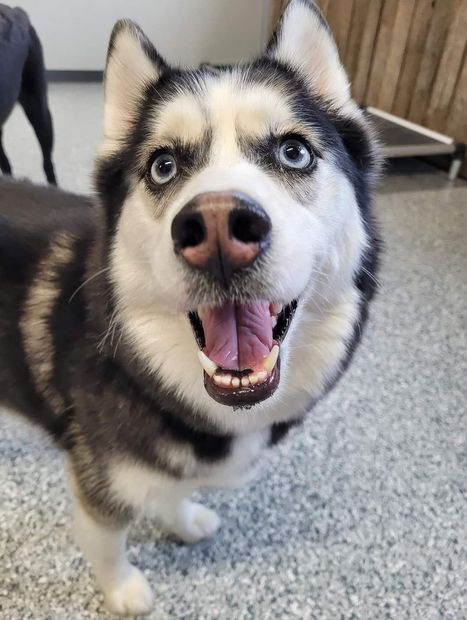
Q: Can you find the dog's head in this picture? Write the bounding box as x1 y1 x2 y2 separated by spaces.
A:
95 0 379 426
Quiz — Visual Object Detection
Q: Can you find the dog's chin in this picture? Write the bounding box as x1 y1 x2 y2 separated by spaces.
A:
188 300 297 409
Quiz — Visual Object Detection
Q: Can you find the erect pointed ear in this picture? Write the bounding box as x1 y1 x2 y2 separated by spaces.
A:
103 20 167 144
267 0 352 109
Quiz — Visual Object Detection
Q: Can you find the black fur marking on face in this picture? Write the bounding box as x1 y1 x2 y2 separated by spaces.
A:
95 70 213 222
324 110 381 306
233 58 381 403
141 135 212 208
95 52 380 417
96 58 329 224
235 58 376 209
313 109 381 397
94 152 131 236
240 132 319 182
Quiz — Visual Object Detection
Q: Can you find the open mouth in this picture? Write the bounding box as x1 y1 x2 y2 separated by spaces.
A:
189 300 297 408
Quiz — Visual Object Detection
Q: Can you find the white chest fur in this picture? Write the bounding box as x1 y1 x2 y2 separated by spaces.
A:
108 428 271 515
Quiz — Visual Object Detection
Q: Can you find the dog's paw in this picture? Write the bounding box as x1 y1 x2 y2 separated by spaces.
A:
104 566 154 616
173 501 221 544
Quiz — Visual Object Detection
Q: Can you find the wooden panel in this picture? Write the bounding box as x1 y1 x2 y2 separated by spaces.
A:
365 0 401 106
268 0 467 175
377 0 417 110
424 0 467 131
351 0 383 103
408 0 457 124
392 0 434 118
345 0 371 79
325 0 355 59
448 52 467 181
317 0 332 18
446 58 467 141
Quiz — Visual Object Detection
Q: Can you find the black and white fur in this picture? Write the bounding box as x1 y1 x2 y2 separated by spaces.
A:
0 3 56 184
0 1 379 615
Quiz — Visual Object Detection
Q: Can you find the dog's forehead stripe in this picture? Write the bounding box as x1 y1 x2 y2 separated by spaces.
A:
149 73 305 158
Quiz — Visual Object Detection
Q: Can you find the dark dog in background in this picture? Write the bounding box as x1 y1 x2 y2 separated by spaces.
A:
0 3 56 184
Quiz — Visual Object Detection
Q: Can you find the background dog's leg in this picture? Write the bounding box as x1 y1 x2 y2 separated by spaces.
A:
72 498 155 616
0 129 12 176
19 26 57 185
152 488 221 544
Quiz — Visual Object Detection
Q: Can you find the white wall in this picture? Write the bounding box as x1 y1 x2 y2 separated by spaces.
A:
14 0 272 71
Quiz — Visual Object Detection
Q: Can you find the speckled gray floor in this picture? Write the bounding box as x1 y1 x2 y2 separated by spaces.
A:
0 84 466 619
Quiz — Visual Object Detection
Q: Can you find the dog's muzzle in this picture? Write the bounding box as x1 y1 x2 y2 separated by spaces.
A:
171 191 297 409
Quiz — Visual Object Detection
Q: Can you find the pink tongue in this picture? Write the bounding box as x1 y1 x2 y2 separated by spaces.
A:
201 301 272 371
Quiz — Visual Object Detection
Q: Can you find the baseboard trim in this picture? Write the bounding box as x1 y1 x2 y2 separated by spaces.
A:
47 70 103 82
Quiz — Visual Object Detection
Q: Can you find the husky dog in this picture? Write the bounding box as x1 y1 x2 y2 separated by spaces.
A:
0 0 379 615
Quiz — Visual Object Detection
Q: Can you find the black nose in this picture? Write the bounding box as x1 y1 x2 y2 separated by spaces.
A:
171 191 271 286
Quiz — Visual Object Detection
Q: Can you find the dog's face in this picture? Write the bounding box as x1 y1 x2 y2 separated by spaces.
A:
96 0 378 428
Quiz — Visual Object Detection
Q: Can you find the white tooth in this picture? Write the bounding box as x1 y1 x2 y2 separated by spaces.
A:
232 377 240 388
271 316 277 328
262 344 279 373
241 377 250 387
221 375 232 387
249 374 258 385
197 350 217 377
213 374 222 385
271 302 283 316
257 370 268 383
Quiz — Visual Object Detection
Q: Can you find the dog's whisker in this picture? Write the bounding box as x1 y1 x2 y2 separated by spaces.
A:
97 308 120 353
68 267 111 302
360 266 381 287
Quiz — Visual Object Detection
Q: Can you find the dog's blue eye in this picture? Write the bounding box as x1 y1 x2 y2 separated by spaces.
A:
150 153 177 184
278 138 313 169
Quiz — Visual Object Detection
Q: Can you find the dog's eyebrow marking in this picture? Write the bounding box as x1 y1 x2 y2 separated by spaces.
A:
20 232 75 416
232 86 292 138
152 93 207 146
205 75 324 163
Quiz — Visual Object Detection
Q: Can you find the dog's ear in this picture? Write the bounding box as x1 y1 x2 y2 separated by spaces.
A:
266 0 351 109
103 20 167 143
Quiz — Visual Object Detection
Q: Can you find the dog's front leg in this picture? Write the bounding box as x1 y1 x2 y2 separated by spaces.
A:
71 494 154 616
150 486 221 545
